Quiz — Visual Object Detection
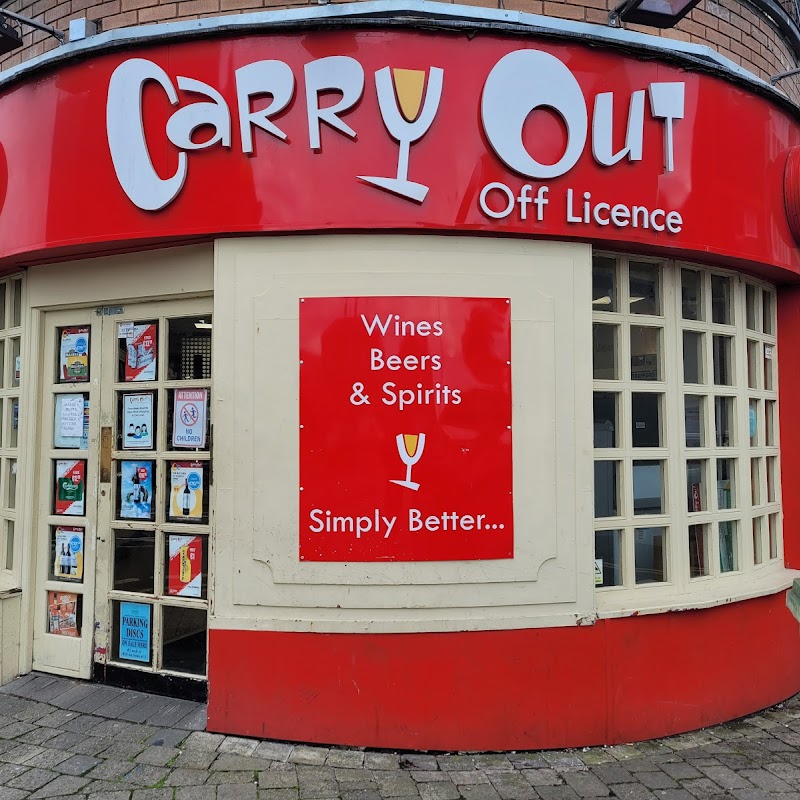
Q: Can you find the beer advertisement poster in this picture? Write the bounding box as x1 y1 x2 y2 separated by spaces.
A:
167 535 203 597
47 592 79 637
120 461 154 520
169 461 203 520
122 393 154 449
59 327 89 383
124 323 157 382
54 460 86 516
53 526 84 582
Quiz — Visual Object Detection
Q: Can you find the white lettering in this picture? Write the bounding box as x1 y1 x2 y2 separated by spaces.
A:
305 56 364 150
592 90 645 166
648 82 685 173
235 60 295 153
166 77 231 151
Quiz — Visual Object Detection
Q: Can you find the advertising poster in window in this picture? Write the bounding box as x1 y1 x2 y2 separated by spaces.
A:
47 591 79 637
53 526 84 581
169 461 203 520
124 323 157 382
167 535 203 597
54 460 85 516
119 602 151 662
172 389 208 449
122 393 154 449
59 327 89 383
299 296 513 562
54 394 89 449
120 461 154 520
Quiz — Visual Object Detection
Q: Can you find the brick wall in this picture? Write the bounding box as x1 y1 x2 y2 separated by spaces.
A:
1 0 799 103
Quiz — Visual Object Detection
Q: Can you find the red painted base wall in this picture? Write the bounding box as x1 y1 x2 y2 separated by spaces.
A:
207 592 800 751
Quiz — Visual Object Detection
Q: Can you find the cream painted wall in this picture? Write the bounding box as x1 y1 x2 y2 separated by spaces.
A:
212 235 595 633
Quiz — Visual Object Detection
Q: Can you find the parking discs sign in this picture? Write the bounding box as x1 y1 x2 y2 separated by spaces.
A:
173 389 208 448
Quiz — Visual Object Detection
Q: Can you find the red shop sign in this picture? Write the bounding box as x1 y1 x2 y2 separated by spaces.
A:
299 296 513 562
0 31 799 274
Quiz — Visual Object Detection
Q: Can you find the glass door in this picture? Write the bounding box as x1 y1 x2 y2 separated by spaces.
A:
33 299 213 687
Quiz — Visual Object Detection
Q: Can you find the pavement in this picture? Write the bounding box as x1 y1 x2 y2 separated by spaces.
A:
1 675 800 800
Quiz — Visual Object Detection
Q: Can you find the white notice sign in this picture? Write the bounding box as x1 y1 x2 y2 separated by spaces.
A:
172 389 208 449
59 395 85 439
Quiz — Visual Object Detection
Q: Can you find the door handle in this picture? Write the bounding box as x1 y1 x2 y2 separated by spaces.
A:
100 426 112 483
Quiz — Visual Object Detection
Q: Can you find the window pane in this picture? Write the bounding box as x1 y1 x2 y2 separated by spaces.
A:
752 516 764 565
167 316 212 380
0 284 8 330
689 524 709 578
682 331 704 384
769 514 779 559
712 335 732 385
631 393 661 447
11 280 21 329
7 459 16 510
631 326 660 381
767 457 777 503
162 606 207 676
763 292 774 335
749 399 759 447
747 340 758 389
9 399 18 449
685 395 704 447
163 535 209 600
629 262 660 315
766 400 776 446
716 459 735 509
594 461 619 518
715 396 734 447
719 521 738 572
764 346 774 391
593 324 617 380
10 338 20 389
751 458 762 506
595 530 622 588
118 321 158 383
635 527 666 583
5 521 13 571
592 257 617 312
633 460 663 515
687 459 706 512
593 392 617 448
746 284 758 331
711 275 732 324
113 601 152 666
113 531 155 594
681 269 702 321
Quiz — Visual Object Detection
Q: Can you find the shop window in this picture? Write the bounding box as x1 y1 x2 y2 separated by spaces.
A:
593 257 780 602
0 277 23 581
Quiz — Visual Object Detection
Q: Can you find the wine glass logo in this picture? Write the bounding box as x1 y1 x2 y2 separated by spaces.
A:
359 67 444 203
390 433 426 491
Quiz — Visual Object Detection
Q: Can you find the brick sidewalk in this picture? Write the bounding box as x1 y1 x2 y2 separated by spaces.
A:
0 673 800 800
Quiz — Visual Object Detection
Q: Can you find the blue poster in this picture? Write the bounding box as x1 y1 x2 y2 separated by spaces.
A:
120 461 154 520
119 602 151 663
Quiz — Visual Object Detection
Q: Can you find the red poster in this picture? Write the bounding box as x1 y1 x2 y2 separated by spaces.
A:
167 535 203 597
125 324 157 382
300 296 513 562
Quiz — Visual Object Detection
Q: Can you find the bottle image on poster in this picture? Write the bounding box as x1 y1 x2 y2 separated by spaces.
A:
167 535 203 597
119 602 151 662
59 327 89 382
47 591 79 637
169 462 203 520
54 460 85 516
120 461 154 520
124 323 157 382
53 526 84 581
122 393 154 450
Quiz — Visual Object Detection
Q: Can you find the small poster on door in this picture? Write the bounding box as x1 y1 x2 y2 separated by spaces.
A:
47 591 79 637
124 323 157 382
168 535 203 597
54 460 85 516
119 601 151 662
120 461 154 520
122 393 154 450
54 395 89 450
53 526 84 582
169 461 203 520
172 389 208 449
59 327 89 383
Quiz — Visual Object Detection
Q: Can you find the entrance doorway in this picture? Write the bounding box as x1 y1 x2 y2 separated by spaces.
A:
32 298 212 695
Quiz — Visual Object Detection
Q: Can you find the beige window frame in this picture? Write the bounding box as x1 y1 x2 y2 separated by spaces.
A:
592 254 782 614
